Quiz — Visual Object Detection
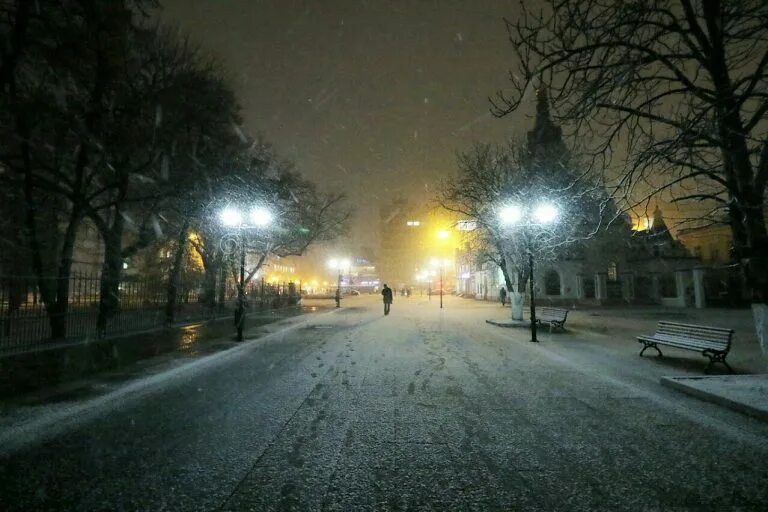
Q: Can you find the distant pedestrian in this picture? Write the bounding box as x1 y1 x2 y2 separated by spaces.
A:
499 287 507 306
382 284 393 315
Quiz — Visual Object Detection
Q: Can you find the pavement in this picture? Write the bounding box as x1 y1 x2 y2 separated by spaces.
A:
1 295 768 510
483 301 768 422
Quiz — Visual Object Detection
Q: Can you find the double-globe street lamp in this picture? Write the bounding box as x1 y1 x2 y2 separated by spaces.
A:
220 205 274 341
498 202 558 343
328 258 351 308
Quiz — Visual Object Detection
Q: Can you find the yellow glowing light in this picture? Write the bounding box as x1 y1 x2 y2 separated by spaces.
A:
436 229 450 240
632 217 652 231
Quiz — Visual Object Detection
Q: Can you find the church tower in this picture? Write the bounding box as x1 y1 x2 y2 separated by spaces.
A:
526 87 568 168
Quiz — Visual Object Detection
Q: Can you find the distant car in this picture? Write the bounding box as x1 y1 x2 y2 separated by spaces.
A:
348 289 361 296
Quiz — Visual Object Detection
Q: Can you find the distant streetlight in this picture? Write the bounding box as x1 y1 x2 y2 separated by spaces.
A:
219 204 273 341
328 257 351 307
430 258 451 309
499 201 559 342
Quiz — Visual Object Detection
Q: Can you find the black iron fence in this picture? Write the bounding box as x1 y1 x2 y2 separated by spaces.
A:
0 273 300 354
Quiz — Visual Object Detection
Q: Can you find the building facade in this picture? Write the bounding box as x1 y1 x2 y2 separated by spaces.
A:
456 87 708 308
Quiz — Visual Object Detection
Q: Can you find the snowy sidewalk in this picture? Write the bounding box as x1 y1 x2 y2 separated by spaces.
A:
481 299 768 421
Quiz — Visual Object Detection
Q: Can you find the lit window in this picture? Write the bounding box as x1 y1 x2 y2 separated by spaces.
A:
406 220 421 226
608 262 618 282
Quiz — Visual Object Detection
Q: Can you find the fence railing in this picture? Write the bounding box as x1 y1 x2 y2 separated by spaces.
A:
0 273 300 355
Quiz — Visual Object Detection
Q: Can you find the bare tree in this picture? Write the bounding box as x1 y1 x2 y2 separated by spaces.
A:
0 0 159 338
494 0 768 306
440 139 609 320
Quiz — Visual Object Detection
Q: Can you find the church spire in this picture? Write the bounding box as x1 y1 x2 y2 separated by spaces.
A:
526 84 566 163
536 86 550 117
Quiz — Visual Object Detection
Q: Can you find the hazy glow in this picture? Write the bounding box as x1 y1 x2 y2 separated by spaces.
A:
220 207 243 226
328 258 351 270
430 258 451 268
436 229 450 240
533 203 558 224
250 207 273 227
499 205 522 225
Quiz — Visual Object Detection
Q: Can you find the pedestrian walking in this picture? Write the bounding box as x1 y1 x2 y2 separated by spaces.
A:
382 284 393 315
499 287 507 306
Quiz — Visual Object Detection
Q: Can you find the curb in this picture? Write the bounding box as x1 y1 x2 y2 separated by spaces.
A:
660 375 768 423
485 319 530 328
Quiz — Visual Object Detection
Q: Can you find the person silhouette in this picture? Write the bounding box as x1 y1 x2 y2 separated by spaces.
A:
381 284 393 315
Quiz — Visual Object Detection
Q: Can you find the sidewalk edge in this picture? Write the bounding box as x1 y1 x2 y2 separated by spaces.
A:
659 376 768 423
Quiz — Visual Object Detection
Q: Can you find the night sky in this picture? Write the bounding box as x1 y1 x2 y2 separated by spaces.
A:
158 1 538 247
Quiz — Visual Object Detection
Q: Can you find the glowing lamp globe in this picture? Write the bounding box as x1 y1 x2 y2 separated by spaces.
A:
533 203 558 224
220 207 243 227
250 207 273 227
499 204 522 225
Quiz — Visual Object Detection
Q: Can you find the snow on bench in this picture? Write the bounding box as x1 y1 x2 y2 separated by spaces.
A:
637 321 733 373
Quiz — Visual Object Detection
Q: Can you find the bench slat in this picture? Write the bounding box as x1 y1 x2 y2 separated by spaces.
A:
654 333 730 346
538 307 568 322
647 336 728 351
657 321 733 334
657 323 731 334
656 328 731 340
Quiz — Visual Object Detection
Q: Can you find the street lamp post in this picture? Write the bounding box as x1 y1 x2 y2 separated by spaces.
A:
499 202 558 343
528 250 537 342
328 258 350 308
220 205 273 342
430 258 451 309
335 268 342 307
440 265 443 309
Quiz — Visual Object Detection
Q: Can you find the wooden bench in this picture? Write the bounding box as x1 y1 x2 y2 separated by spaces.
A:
536 307 569 332
637 321 734 373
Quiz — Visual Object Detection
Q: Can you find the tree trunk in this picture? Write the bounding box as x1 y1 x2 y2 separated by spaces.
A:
48 207 82 339
738 194 768 303
97 214 124 337
165 222 189 324
716 94 768 361
497 254 514 291
0 0 31 90
708 15 768 302
217 259 228 311
503 251 528 321
198 249 219 309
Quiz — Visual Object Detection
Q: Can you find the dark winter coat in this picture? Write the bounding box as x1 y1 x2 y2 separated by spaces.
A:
382 287 393 303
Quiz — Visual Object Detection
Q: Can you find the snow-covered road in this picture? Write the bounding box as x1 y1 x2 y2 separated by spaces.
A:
2 295 767 510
